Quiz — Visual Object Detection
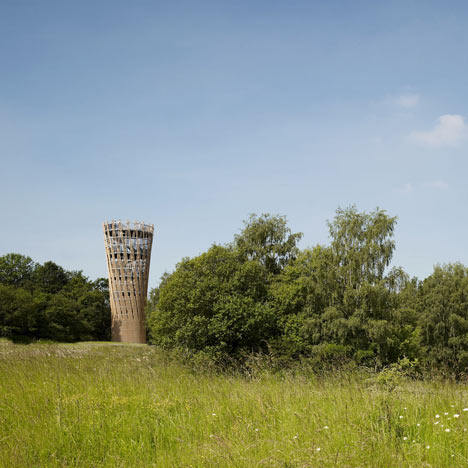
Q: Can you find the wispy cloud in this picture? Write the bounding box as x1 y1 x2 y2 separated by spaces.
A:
423 180 449 189
396 180 449 193
409 114 468 148
396 182 414 194
381 92 420 109
394 93 420 109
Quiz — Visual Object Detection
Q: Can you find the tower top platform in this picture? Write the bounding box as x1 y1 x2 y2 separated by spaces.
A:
103 220 154 234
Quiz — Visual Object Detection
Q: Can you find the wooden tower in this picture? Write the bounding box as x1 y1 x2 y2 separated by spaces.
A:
103 220 154 343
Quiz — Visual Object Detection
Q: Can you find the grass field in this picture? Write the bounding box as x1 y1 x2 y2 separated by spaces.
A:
1 341 468 467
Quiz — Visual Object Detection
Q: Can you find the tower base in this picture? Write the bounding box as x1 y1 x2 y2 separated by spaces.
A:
111 317 146 343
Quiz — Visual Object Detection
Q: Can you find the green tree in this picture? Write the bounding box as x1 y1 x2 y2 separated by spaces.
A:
0 254 110 342
0 253 36 288
269 246 337 356
234 214 303 275
0 284 35 338
416 263 468 374
147 214 302 359
271 207 413 367
58 272 111 341
328 206 397 291
148 245 275 359
32 261 70 294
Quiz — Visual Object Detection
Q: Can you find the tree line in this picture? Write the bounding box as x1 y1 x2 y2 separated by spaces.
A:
146 207 468 375
0 255 110 342
2 207 467 375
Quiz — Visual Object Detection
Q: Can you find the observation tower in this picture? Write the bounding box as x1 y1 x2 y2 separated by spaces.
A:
103 220 154 343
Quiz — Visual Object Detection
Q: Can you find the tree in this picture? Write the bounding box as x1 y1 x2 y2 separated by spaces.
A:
234 214 303 275
148 245 276 359
32 261 70 294
270 207 414 366
416 264 468 373
58 272 111 341
0 254 111 342
0 253 36 288
269 246 337 356
0 284 35 338
147 214 304 359
328 206 397 290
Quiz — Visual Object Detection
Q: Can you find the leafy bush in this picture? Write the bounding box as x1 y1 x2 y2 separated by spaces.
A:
148 245 277 360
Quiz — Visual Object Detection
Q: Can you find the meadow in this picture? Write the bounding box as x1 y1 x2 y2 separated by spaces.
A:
1 341 468 467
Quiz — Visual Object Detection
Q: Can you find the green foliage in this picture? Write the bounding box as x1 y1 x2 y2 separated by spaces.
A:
328 206 397 288
148 214 304 360
234 213 303 275
148 245 276 360
416 263 468 374
32 261 70 294
0 284 35 337
4 206 468 377
0 254 110 342
148 206 468 375
269 208 414 367
369 358 421 391
0 253 36 288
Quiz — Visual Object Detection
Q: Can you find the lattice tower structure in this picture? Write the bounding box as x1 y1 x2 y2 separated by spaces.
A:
103 220 154 343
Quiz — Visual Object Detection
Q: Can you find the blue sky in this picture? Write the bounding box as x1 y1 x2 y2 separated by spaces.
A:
1 1 468 290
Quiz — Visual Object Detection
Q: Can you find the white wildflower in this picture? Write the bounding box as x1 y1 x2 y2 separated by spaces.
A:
426 445 430 449
445 428 450 432
323 425 329 429
454 414 460 418
463 408 468 412
417 423 420 427
255 428 259 432
399 415 403 419
434 421 439 425
444 412 449 416
403 436 408 440
316 447 321 452
435 414 440 418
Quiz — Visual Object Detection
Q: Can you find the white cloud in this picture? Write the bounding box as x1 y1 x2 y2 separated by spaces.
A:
396 180 449 193
381 92 420 109
424 180 449 189
397 182 414 193
395 93 420 109
410 114 468 147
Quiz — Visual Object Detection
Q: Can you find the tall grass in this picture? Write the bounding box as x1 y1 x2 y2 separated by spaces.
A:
1 341 468 467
